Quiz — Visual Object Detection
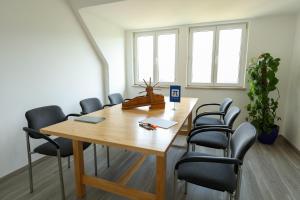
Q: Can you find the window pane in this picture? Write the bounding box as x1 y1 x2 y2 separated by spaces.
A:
157 34 176 82
217 29 242 84
136 35 153 82
191 31 214 83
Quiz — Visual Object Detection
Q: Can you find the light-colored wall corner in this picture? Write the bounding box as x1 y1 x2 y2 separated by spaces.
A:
79 9 126 99
283 13 300 150
125 14 297 130
68 0 110 103
68 0 127 101
0 0 105 177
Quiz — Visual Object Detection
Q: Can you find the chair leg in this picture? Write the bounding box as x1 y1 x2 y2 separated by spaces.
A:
173 170 178 200
184 181 188 195
57 150 66 200
67 156 71 169
25 133 33 193
235 166 243 200
192 144 195 152
229 192 236 200
224 148 229 157
93 143 98 176
106 146 110 168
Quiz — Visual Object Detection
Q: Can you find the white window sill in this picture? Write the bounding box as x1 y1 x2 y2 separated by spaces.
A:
185 85 247 90
132 84 246 90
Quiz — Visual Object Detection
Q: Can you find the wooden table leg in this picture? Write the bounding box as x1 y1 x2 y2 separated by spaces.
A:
187 112 192 132
72 140 86 198
156 155 166 200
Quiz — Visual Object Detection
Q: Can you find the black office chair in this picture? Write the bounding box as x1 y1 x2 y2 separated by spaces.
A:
193 98 233 127
80 97 112 114
188 106 241 156
108 93 130 105
174 122 257 200
23 105 93 200
79 98 111 168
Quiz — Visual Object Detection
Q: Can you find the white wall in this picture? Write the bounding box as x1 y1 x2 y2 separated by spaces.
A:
126 14 296 130
284 13 300 150
0 0 105 177
79 8 126 99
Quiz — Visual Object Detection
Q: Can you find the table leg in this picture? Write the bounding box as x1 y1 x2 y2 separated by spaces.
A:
156 155 166 200
72 140 86 198
187 112 192 132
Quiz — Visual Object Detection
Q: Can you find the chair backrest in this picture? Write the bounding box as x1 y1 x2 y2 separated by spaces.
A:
25 105 66 139
80 98 103 114
230 122 257 161
219 98 233 114
108 93 124 105
224 106 241 128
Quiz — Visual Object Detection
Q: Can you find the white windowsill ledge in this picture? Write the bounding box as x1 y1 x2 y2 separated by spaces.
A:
132 84 247 91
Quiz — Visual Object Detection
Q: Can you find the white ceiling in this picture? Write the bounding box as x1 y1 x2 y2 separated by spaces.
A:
82 0 300 29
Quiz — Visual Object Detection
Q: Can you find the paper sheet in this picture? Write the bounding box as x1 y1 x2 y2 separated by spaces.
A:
140 117 177 129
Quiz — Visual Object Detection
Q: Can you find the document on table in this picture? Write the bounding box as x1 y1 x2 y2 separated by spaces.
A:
140 117 177 129
75 116 106 124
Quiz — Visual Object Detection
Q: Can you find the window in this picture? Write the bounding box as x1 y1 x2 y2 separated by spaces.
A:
134 30 177 85
188 23 247 87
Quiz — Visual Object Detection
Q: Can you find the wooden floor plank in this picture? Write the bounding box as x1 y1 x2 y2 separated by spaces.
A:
0 136 299 200
83 175 155 200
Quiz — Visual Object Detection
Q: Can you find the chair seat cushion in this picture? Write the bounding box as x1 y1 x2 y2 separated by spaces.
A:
189 131 228 149
177 152 237 193
195 116 223 127
34 137 91 157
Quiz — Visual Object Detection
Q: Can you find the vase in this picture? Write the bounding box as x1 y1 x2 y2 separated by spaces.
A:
257 125 279 144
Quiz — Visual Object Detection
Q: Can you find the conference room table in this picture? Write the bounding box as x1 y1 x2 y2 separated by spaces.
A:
41 97 198 200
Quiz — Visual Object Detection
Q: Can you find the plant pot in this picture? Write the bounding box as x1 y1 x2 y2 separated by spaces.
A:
258 125 279 144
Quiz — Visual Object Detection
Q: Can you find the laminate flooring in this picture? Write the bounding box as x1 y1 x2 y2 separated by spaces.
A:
0 136 299 200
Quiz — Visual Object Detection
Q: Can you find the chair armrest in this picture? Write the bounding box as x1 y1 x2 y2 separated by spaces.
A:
23 127 60 149
103 104 114 108
189 124 230 134
175 155 242 170
193 111 225 125
187 127 234 144
195 103 220 115
65 113 81 120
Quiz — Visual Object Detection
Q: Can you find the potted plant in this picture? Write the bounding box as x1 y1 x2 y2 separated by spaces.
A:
246 53 281 144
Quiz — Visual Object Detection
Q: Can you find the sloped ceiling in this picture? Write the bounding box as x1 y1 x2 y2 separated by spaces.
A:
82 0 300 29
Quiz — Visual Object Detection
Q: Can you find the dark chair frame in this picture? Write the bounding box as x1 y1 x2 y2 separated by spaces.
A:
193 98 233 126
79 98 112 168
188 124 231 155
189 107 241 156
174 124 256 200
23 112 83 200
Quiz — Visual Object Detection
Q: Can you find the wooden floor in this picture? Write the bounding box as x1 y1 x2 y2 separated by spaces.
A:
0 136 299 200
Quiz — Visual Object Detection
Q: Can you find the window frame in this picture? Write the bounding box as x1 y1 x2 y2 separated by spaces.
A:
187 23 248 88
133 29 178 86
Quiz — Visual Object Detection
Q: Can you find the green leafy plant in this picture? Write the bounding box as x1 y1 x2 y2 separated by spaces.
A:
246 53 281 134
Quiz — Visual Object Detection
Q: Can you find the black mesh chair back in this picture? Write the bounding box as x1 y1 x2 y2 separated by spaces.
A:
108 93 124 105
25 105 66 139
230 122 257 161
224 106 241 128
219 98 233 114
80 98 103 114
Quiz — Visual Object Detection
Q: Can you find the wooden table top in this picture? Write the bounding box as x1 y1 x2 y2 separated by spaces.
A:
41 97 198 156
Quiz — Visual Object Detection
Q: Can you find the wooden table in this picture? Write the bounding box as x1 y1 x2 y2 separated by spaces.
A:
41 97 198 200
